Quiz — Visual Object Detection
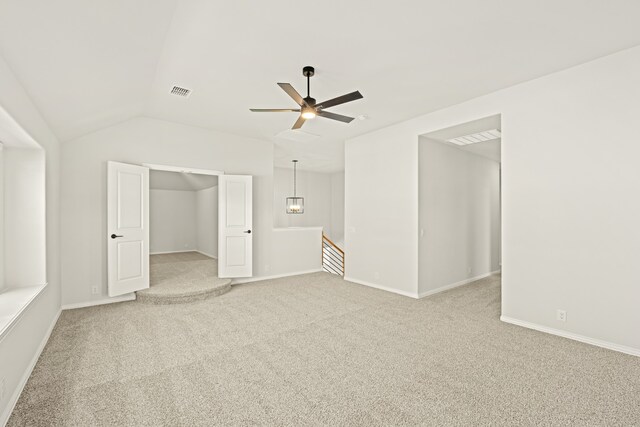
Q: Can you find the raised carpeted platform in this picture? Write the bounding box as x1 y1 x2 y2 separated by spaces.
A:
136 252 231 304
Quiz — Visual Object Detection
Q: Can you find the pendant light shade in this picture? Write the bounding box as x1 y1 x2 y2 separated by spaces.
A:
286 160 304 214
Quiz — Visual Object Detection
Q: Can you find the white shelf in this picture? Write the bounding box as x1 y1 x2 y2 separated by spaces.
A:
0 284 47 341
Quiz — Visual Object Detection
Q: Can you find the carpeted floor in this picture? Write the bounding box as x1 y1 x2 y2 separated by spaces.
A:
8 273 640 426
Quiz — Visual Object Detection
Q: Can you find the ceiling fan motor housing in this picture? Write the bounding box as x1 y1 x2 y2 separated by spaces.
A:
302 66 315 77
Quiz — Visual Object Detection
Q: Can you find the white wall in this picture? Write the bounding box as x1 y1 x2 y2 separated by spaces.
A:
273 167 344 243
196 186 218 258
0 55 61 423
418 137 500 295
0 144 3 291
61 117 319 306
149 189 198 254
346 45 640 352
3 148 47 288
344 124 419 297
330 172 345 245
269 228 323 277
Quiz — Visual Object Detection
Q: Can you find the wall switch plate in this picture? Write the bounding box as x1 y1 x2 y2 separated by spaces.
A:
91 286 99 295
556 309 567 322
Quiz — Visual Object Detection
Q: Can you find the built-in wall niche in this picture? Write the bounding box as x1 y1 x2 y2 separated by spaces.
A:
1 145 46 291
0 110 47 338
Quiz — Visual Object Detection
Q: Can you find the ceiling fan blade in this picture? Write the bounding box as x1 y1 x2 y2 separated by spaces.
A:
315 91 363 110
317 110 355 123
277 83 306 106
250 108 300 112
292 115 306 130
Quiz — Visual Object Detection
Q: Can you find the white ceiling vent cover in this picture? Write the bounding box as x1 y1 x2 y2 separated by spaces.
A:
170 86 191 97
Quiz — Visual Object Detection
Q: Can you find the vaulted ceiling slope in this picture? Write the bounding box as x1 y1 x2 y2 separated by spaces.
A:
1 0 639 171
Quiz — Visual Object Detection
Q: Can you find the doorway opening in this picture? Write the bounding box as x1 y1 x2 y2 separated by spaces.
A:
137 166 231 303
418 114 502 299
107 161 254 300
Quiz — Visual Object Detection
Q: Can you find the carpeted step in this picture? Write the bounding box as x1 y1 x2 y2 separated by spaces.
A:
136 277 232 304
137 252 232 304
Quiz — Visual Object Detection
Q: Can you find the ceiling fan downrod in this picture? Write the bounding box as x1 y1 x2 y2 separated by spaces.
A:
303 66 315 105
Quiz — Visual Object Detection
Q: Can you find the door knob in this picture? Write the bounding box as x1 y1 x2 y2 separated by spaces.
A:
111 234 124 239
244 230 252 234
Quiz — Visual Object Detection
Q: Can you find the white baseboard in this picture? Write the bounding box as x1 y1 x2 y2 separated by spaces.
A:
62 293 136 310
149 250 197 255
232 269 323 285
418 270 501 298
343 276 420 299
500 315 640 357
1 309 61 426
195 250 217 259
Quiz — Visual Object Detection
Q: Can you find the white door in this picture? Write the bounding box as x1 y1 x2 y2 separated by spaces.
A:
218 175 253 278
107 161 149 296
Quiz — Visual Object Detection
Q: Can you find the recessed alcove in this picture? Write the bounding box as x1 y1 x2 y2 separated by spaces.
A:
0 107 47 338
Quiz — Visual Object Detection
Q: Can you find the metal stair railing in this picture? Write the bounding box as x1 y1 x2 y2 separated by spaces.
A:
322 234 344 276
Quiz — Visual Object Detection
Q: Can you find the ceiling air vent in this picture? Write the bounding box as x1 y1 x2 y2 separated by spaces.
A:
170 86 191 97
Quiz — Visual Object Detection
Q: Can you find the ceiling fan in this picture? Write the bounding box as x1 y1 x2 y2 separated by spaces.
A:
250 66 363 130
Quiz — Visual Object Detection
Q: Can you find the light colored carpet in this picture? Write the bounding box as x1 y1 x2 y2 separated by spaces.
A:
136 252 231 304
8 273 640 426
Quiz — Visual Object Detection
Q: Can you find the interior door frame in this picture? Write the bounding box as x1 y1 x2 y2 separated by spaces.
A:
142 163 225 176
144 162 225 261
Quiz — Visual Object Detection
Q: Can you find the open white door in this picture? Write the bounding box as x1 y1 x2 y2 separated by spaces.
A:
218 175 253 278
107 161 149 296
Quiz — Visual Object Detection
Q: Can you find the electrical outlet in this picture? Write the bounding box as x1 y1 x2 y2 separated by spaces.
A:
556 309 567 322
265 264 271 272
467 267 472 274
91 286 99 295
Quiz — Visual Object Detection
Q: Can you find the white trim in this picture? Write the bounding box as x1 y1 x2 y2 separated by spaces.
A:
343 276 420 299
195 250 217 259
62 293 135 310
500 316 640 358
142 163 224 176
273 226 324 232
232 269 323 285
0 283 47 341
149 249 198 255
418 270 501 298
0 309 61 426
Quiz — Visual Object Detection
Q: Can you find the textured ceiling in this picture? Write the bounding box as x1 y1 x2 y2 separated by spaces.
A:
1 0 639 171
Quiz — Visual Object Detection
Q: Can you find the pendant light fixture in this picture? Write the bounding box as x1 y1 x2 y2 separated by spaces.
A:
286 160 304 214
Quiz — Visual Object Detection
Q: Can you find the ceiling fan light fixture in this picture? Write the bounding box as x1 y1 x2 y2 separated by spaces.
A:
301 108 316 119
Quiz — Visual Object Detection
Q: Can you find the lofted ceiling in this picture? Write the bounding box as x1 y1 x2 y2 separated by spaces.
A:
1 1 639 172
